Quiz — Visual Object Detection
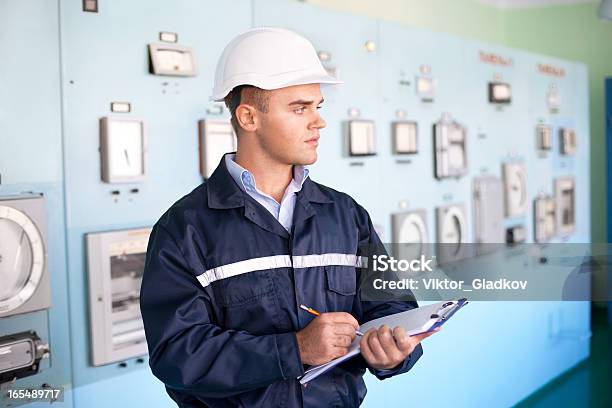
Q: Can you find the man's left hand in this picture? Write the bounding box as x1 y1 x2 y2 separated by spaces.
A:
360 325 439 370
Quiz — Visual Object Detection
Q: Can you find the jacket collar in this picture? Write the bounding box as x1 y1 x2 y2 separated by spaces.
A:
207 153 333 209
206 153 245 209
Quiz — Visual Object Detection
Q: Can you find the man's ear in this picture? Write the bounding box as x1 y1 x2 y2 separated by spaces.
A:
235 104 258 133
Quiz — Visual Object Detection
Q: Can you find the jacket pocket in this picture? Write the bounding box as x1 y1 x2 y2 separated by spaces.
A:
325 265 357 295
324 266 357 313
211 268 285 334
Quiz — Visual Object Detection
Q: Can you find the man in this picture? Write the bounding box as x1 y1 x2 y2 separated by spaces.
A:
140 27 436 407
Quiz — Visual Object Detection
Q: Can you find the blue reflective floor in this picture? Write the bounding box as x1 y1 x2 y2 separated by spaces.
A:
516 305 611 408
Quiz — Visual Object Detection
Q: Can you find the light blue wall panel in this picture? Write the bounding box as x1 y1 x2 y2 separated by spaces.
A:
376 22 470 239
0 1 74 407
0 1 63 185
376 23 470 242
71 368 173 408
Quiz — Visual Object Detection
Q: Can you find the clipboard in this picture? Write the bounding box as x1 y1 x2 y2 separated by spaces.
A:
407 297 469 335
299 298 468 384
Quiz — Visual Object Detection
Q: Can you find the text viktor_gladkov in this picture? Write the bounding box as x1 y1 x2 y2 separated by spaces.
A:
372 278 528 291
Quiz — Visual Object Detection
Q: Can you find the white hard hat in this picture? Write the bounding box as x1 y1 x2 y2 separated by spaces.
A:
211 27 342 101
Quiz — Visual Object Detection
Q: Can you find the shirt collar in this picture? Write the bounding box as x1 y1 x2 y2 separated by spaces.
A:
207 153 332 209
224 153 310 193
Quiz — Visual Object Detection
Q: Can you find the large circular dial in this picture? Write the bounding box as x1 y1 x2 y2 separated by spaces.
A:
441 208 466 255
509 170 526 210
0 205 45 313
398 213 428 262
399 214 427 245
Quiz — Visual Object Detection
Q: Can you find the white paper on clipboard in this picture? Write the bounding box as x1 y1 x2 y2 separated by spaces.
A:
299 299 468 384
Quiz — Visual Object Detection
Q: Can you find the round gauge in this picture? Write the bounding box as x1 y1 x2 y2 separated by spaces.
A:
508 169 526 211
399 214 427 245
0 205 45 313
441 208 466 255
398 213 428 262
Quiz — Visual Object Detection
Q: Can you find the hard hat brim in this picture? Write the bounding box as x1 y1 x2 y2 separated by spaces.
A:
210 73 343 102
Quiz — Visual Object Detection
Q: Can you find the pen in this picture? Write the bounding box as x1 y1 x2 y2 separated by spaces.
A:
299 304 365 336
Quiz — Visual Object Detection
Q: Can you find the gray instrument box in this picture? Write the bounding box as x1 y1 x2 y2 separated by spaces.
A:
472 176 505 244
0 195 51 318
86 227 151 366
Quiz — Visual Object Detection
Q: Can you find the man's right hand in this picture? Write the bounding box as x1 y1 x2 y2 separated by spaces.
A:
295 312 360 366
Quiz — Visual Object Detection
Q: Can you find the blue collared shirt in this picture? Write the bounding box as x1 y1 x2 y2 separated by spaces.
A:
225 153 309 232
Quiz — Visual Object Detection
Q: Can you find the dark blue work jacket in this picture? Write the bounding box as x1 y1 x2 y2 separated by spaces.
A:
140 156 423 407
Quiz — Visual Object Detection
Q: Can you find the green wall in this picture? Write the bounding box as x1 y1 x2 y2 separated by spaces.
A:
308 0 612 244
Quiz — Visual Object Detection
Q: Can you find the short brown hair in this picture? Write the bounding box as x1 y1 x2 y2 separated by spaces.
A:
224 85 270 135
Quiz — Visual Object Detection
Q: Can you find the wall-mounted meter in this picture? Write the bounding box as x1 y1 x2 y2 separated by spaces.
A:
347 120 376 156
488 82 512 104
86 227 151 366
559 128 576 155
536 124 552 151
502 162 528 217
547 85 560 112
148 43 197 77
0 195 50 318
391 209 428 262
392 121 418 154
436 204 467 264
198 120 237 179
472 176 504 244
555 177 576 235
433 116 467 179
99 117 146 183
392 209 428 244
534 196 556 242
415 76 435 102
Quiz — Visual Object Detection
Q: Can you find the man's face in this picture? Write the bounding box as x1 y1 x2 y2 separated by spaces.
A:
256 83 326 166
